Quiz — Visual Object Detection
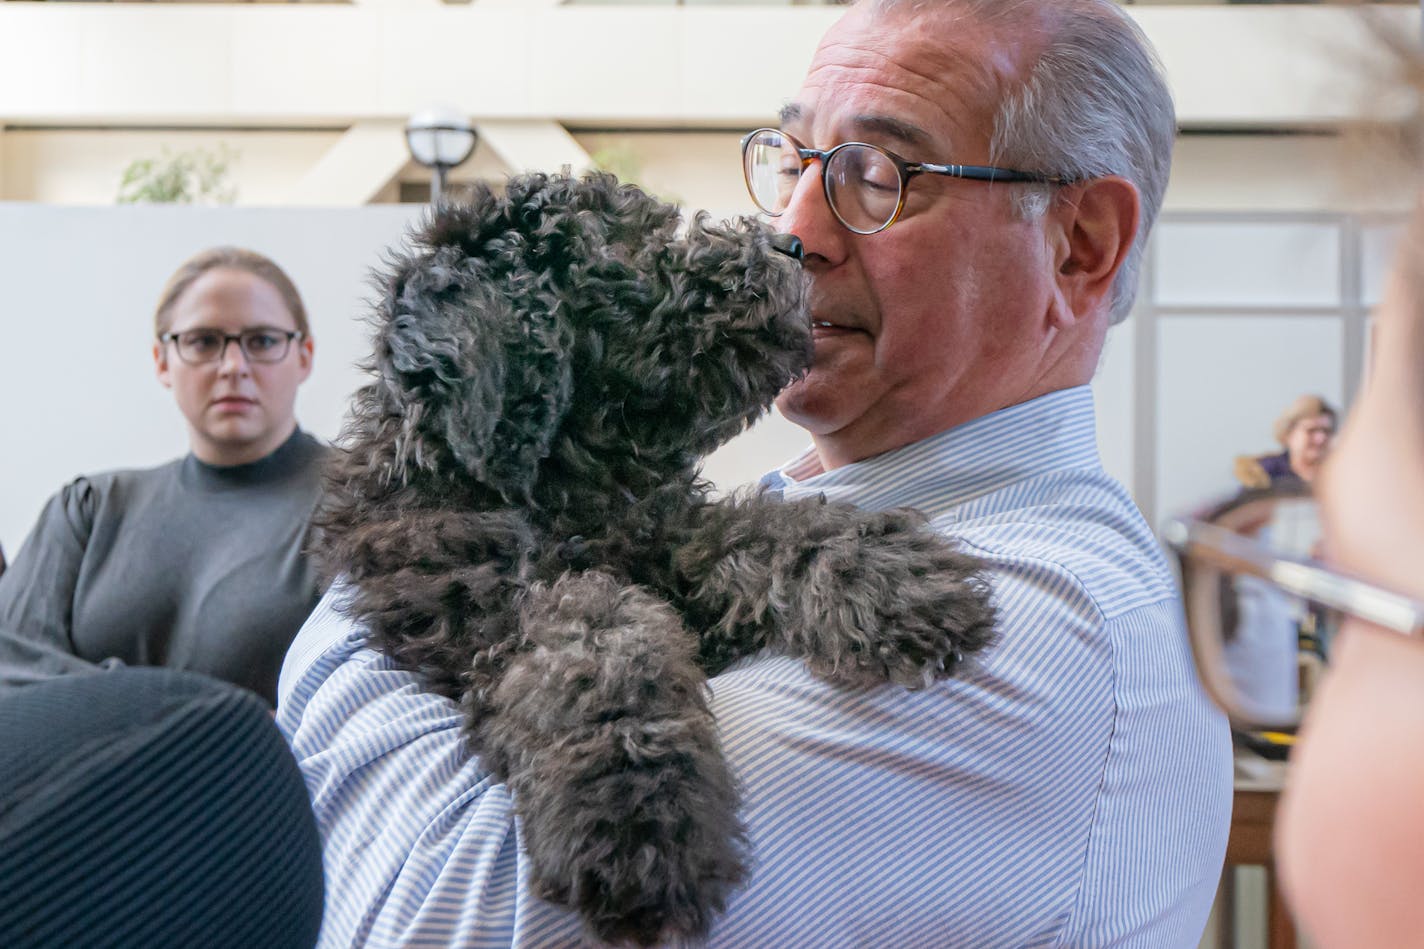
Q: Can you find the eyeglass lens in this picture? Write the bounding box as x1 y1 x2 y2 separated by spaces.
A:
743 129 904 235
1183 496 1337 731
173 329 294 364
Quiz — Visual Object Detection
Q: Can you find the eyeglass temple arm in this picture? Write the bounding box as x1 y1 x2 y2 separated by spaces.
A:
1165 518 1424 637
913 161 1066 185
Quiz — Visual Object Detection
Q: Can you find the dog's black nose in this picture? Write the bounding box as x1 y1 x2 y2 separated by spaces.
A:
770 234 804 262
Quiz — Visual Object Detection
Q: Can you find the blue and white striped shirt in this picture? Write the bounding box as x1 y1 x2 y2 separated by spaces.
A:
278 386 1232 948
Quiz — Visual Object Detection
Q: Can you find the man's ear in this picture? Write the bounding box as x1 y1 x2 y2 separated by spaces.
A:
1048 176 1140 327
154 339 173 389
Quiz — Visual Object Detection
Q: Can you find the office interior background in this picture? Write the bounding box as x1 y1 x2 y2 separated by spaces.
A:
0 4 1419 944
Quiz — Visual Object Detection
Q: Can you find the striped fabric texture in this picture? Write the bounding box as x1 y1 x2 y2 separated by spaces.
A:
0 667 324 949
279 385 1232 948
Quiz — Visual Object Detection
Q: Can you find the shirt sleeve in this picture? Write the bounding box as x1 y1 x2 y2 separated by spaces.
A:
278 618 565 947
0 479 98 668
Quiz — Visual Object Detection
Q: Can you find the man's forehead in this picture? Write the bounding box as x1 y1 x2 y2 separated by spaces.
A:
780 5 1032 152
777 103 933 152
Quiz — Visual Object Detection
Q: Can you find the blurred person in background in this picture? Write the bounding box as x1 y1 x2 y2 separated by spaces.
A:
1234 393 1337 492
0 246 329 706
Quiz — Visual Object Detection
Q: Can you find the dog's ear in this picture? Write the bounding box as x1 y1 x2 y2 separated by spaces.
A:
378 244 574 501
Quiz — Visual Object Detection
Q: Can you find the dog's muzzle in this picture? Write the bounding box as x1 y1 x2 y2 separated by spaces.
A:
770 234 804 262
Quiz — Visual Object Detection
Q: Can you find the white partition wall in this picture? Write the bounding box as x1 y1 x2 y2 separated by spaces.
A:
1091 315 1137 493
1361 221 1406 308
1153 221 1343 308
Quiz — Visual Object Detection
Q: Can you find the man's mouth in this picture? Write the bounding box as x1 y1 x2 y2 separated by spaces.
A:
811 319 862 337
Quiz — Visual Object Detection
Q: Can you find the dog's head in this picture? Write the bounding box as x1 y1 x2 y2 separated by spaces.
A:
366 172 810 504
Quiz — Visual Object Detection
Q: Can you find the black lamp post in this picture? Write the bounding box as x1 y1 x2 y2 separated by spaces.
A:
405 107 478 204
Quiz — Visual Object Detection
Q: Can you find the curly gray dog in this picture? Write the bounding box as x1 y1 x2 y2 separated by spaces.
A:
317 172 997 946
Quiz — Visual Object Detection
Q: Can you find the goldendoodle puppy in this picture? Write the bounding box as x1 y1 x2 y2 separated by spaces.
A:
317 172 996 946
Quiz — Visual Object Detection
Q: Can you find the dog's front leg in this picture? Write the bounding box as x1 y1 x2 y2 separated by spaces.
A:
477 570 747 947
678 493 998 688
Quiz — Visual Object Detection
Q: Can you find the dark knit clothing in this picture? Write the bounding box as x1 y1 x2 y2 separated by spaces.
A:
0 667 324 948
0 429 329 705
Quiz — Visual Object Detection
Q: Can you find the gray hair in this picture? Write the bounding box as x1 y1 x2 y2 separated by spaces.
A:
862 0 1175 324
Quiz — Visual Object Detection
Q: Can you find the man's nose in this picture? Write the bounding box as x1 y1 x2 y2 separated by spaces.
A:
776 165 842 266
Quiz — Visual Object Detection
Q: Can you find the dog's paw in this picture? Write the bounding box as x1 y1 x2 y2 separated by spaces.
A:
789 509 997 689
514 716 749 947
484 573 749 945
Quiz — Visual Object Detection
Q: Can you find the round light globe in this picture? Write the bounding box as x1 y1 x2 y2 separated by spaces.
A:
406 106 477 168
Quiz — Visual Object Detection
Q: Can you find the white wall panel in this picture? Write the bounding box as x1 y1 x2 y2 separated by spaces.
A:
0 129 344 205
1164 136 1417 215
1092 317 1137 496
701 408 810 495
1154 221 1341 308
1362 222 1406 308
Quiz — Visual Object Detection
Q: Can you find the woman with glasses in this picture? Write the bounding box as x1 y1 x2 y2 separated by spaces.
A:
1232 394 1338 492
0 246 329 706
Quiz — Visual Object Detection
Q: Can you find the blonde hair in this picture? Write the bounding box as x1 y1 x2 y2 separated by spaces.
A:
153 246 309 337
1273 394 1337 446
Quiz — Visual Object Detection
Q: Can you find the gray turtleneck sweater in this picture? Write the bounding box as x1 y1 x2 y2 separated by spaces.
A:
0 429 329 705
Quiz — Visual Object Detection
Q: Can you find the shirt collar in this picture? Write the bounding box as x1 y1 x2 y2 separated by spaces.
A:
765 386 1102 518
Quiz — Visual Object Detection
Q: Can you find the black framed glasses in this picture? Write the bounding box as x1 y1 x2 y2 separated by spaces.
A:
1165 486 1424 736
740 127 1070 236
160 328 303 365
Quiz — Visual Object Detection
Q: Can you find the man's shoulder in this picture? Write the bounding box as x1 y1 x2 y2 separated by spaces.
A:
277 586 465 744
939 467 1177 622
277 584 375 713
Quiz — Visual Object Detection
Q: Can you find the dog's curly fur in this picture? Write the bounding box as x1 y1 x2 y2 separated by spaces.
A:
317 172 997 946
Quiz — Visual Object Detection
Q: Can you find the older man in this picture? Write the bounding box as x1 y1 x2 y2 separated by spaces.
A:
280 1 1231 945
